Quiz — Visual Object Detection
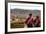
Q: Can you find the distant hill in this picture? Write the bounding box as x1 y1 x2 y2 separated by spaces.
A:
10 8 41 17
